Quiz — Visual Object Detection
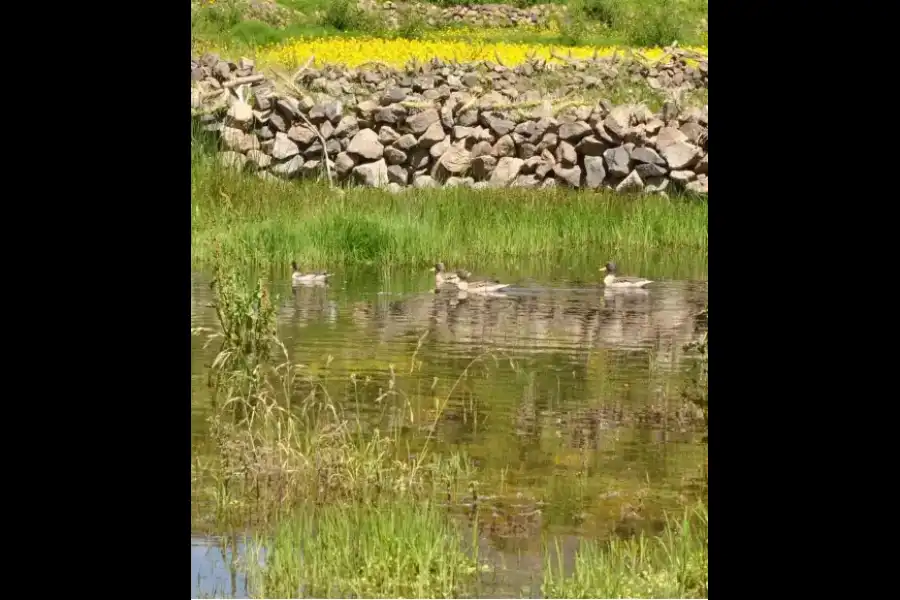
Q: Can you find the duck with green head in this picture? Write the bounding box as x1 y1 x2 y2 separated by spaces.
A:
598 261 653 289
291 261 332 285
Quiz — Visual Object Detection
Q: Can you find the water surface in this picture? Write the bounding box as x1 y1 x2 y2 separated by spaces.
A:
191 254 708 598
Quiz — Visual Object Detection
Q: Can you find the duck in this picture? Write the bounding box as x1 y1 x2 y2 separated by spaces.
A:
455 270 511 294
291 261 331 285
598 261 653 289
430 262 460 288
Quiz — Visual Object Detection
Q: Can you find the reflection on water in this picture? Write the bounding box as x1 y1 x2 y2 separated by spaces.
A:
191 259 708 598
191 535 250 599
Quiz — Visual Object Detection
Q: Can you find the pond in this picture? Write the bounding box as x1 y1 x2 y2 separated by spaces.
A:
190 252 708 598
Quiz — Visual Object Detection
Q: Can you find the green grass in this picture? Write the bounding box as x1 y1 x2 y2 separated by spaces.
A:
543 502 708 598
245 501 482 598
191 148 708 270
191 0 708 50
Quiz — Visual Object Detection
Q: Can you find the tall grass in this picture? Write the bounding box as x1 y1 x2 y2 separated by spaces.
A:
245 502 482 598
191 248 479 528
543 502 708 598
191 147 708 270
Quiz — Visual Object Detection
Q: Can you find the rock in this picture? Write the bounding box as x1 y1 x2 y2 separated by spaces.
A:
558 120 592 143
357 100 379 116
347 129 384 160
489 157 525 186
413 174 439 189
456 110 479 127
680 122 706 145
437 147 472 175
419 121 446 147
670 170 697 185
320 120 336 140
382 87 409 104
644 177 669 193
470 140 493 158
387 164 409 185
246 149 272 170
406 109 441 134
333 115 359 138
472 155 497 180
386 182 405 194
440 105 454 129
604 106 631 139
631 146 666 166
583 156 606 189
493 134 516 158
615 170 644 193
218 151 247 170
394 134 418 151
225 101 254 131
453 126 476 139
483 114 516 137
511 174 540 188
378 126 401 145
519 143 537 160
269 113 289 132
272 132 300 160
575 136 607 156
462 72 480 87
429 136 451 159
334 152 357 178
376 104 407 124
686 177 708 194
656 127 689 150
695 154 708 174
287 125 317 146
384 146 407 165
635 163 668 179
556 141 577 166
554 165 581 187
271 155 304 179
353 159 389 187
540 178 558 189
660 141 699 170
603 146 631 178
322 101 342 123
222 127 260 153
445 176 474 188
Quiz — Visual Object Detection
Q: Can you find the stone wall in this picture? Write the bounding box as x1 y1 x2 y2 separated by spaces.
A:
361 1 565 29
191 51 708 195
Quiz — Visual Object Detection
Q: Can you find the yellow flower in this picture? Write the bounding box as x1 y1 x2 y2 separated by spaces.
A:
251 35 707 70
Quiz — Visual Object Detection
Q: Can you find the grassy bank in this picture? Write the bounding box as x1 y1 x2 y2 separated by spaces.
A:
191 0 709 53
191 150 708 269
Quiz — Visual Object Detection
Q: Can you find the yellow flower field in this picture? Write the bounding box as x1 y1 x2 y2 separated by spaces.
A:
204 34 708 71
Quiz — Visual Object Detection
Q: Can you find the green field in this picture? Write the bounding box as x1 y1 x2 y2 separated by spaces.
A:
191 0 709 51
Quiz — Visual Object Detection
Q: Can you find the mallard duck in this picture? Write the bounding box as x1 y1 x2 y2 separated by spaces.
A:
291 261 331 285
599 262 653 288
455 270 511 294
430 262 460 287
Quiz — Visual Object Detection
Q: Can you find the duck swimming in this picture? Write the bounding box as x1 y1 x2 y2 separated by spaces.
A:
598 262 653 289
430 262 460 288
455 270 511 294
291 261 332 285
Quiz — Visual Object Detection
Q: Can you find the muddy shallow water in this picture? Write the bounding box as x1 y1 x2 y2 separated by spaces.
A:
190 255 708 598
